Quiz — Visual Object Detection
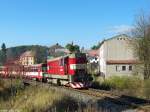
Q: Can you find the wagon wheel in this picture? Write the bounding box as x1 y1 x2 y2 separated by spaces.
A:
42 77 47 83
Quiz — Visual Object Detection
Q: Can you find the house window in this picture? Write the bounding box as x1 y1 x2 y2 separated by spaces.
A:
116 66 119 71
116 65 121 71
122 66 126 71
129 65 132 71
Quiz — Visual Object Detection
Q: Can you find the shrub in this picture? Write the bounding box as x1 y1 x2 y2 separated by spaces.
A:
91 75 111 90
143 79 150 99
0 78 4 88
94 75 143 96
105 76 142 90
100 76 150 99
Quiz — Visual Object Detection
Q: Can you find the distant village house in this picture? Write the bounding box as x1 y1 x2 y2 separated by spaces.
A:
86 50 99 63
48 43 69 58
20 51 35 65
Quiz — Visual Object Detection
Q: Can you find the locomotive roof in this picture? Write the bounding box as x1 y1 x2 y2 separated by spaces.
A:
47 55 69 62
47 53 86 62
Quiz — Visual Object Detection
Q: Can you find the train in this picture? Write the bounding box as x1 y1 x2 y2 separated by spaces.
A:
0 53 91 88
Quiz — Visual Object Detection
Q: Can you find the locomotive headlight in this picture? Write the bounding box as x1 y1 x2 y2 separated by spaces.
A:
70 64 76 69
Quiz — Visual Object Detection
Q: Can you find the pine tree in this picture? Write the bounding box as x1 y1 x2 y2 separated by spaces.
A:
1 43 7 64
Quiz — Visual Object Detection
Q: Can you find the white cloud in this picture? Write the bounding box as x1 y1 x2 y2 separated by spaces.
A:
108 25 134 34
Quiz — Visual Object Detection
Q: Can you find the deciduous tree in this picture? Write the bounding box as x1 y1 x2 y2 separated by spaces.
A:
65 43 80 53
133 14 150 79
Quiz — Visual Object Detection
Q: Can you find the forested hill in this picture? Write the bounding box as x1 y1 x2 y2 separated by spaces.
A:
4 45 49 64
0 43 77 65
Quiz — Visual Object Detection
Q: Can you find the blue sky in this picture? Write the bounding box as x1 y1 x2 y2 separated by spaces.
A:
0 0 149 48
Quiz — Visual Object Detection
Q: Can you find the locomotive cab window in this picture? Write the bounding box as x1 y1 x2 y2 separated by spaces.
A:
59 58 64 66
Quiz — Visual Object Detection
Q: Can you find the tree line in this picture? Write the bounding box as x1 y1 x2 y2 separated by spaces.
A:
0 42 81 66
0 44 49 65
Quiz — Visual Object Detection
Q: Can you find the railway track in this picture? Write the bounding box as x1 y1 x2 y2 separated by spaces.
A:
66 87 118 99
75 88 150 107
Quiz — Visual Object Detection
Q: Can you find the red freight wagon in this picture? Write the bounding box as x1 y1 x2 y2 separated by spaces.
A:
44 53 89 88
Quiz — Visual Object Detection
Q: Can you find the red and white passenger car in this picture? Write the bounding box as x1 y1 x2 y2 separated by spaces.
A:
23 63 47 81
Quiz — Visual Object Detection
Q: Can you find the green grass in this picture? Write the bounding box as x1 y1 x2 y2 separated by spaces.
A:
92 75 150 99
105 76 142 90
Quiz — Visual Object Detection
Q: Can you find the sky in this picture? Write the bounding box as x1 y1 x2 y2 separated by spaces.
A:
0 0 149 49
